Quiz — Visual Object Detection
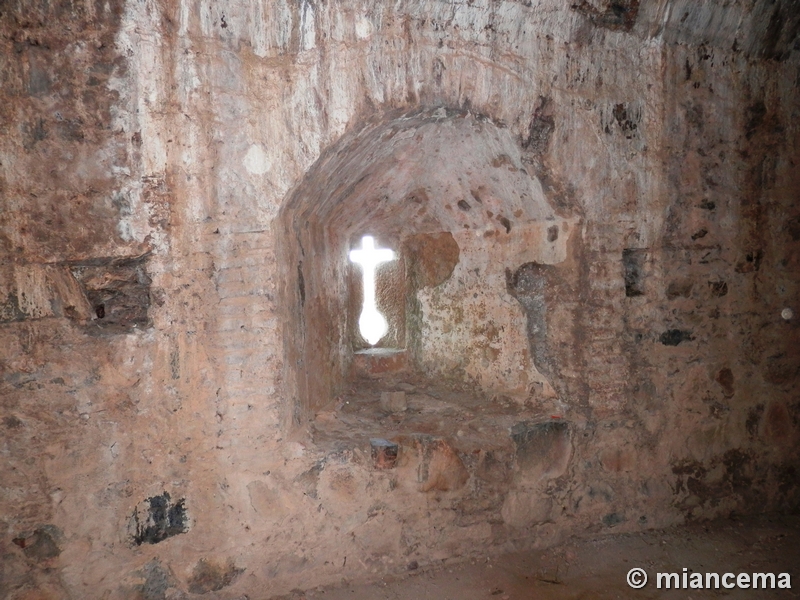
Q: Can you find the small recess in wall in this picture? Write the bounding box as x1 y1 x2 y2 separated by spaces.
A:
622 248 646 297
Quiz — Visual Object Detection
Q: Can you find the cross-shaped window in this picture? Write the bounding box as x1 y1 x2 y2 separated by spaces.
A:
349 236 396 345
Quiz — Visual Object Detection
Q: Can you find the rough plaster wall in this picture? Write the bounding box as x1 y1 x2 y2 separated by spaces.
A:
1 0 799 598
416 221 574 399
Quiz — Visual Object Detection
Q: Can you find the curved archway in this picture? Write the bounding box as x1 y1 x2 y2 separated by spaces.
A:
276 107 576 428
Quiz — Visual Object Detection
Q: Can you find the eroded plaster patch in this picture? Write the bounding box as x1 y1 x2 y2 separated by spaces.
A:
244 144 271 175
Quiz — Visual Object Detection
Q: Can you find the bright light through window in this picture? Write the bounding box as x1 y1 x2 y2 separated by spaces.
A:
349 236 396 345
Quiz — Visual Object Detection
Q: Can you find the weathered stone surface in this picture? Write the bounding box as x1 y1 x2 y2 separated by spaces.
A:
0 265 92 323
396 434 470 493
71 255 152 332
0 0 798 597
12 525 62 562
351 349 409 378
511 420 572 484
370 438 399 469
501 491 554 528
404 232 460 289
136 559 176 600
501 420 572 528
379 391 407 413
187 558 243 595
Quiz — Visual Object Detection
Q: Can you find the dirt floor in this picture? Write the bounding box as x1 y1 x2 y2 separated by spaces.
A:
288 514 800 600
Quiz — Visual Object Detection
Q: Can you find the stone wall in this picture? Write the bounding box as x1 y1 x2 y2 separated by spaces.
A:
1 0 798 598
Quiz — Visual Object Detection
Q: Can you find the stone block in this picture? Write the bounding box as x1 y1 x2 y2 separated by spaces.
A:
370 438 399 469
395 434 469 492
380 391 407 412
599 447 635 472
188 558 244 594
510 419 572 483
12 525 62 561
351 348 408 377
501 491 553 528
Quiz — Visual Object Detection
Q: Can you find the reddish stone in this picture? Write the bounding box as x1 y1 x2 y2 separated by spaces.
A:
351 348 408 378
370 438 399 469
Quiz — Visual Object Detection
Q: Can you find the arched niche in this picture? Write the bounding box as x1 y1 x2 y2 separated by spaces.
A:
275 107 576 429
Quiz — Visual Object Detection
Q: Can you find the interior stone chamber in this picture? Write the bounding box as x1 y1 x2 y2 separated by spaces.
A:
2 0 799 598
